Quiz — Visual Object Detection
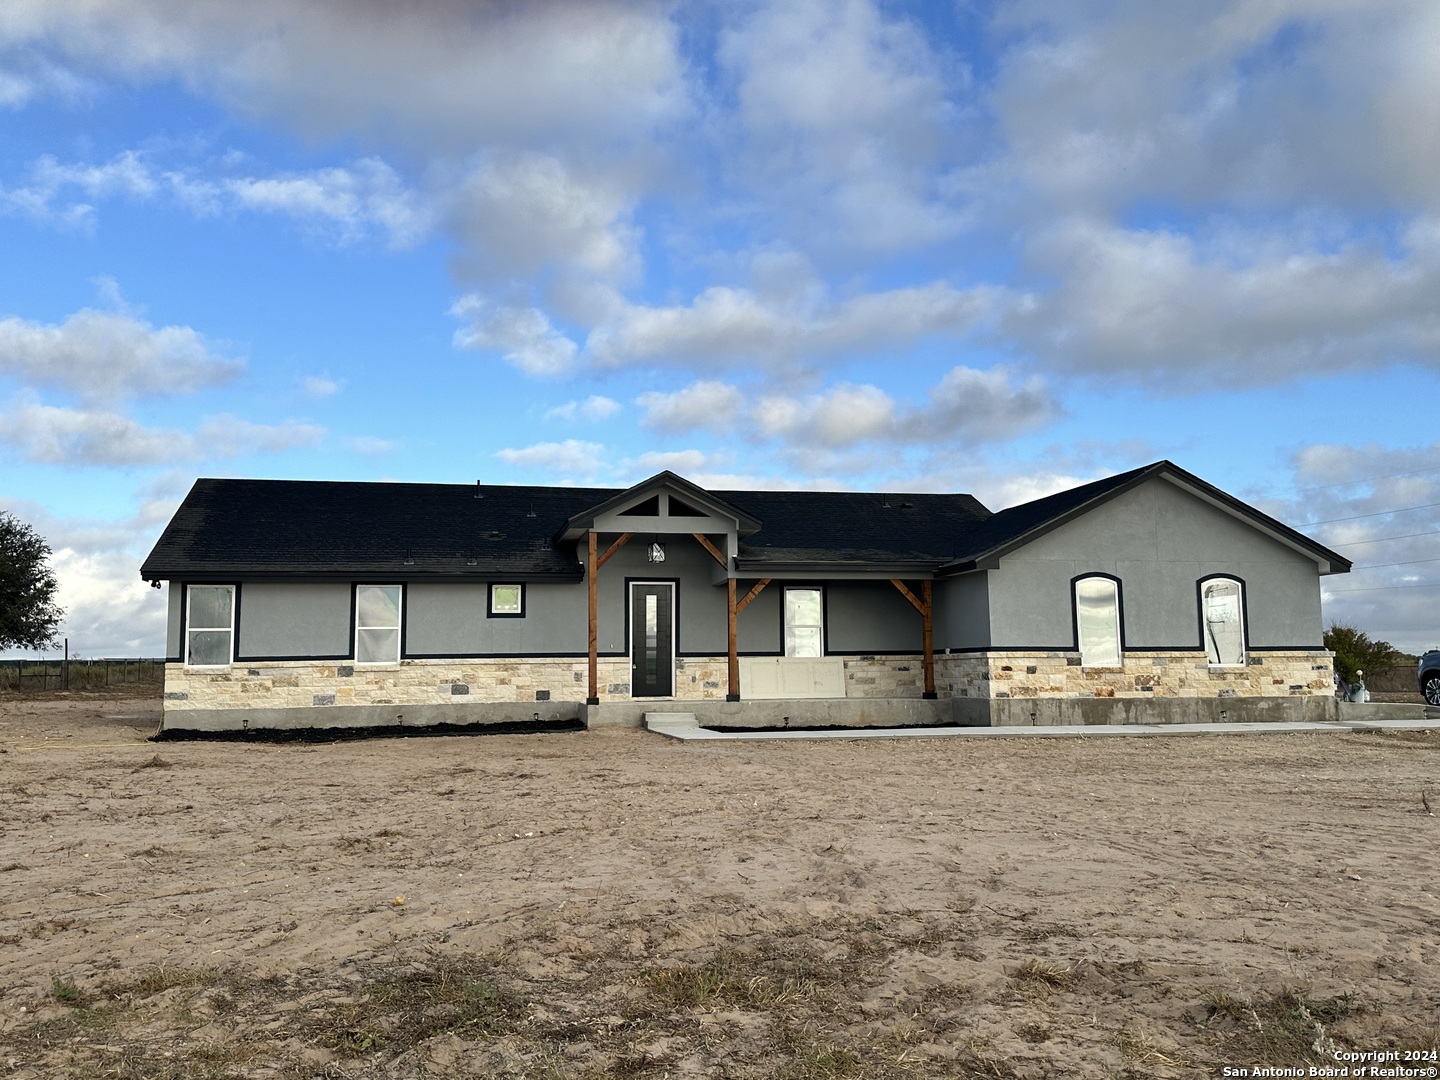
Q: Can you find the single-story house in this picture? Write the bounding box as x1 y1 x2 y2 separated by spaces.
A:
139 460 1350 733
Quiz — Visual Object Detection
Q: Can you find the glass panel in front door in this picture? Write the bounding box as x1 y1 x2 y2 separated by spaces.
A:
631 584 674 697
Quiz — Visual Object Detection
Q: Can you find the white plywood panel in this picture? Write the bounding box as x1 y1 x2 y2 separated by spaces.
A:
740 657 845 699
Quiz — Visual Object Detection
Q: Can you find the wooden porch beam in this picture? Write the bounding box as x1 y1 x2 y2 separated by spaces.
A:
692 532 727 567
735 578 771 614
595 531 634 570
889 578 926 615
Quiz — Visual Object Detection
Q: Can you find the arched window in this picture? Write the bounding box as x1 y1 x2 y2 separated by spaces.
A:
1074 576 1121 667
1201 577 1246 666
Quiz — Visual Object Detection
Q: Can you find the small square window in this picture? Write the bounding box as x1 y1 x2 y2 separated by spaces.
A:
489 583 525 618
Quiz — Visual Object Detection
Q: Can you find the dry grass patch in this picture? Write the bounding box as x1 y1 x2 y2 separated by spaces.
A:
318 955 526 1055
1203 986 1361 1064
641 946 825 1012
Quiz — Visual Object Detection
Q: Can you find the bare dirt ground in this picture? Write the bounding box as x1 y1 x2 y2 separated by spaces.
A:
1 694 1438 1079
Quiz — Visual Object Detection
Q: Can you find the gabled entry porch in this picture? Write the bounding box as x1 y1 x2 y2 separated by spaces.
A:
556 471 941 717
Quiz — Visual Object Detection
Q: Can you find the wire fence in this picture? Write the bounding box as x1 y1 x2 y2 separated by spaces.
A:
0 658 165 693
1367 664 1419 694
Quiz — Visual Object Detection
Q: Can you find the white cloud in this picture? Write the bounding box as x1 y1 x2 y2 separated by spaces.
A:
0 494 172 657
719 0 965 252
47 547 167 657
2 150 433 247
450 155 639 286
544 395 621 424
194 414 323 458
346 435 395 454
0 399 322 466
219 157 432 248
451 299 580 376
495 439 605 478
1261 440 1440 654
0 305 241 403
589 280 999 371
627 449 716 476
0 1 688 152
0 150 156 226
1005 217 1440 386
302 375 341 397
637 366 1056 451
987 1 1440 217
636 381 748 434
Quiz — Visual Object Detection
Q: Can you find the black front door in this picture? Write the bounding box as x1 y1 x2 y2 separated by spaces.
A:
630 583 674 697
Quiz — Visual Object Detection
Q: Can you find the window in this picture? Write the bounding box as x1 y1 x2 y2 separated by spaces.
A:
784 587 824 658
1202 578 1245 666
1074 576 1121 667
668 496 707 517
488 583 525 617
355 585 402 664
186 585 234 667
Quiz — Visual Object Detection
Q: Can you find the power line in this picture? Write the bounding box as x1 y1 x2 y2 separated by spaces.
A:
1329 529 1440 547
1325 581 1440 594
1353 557 1440 570
1290 464 1440 493
1302 501 1440 526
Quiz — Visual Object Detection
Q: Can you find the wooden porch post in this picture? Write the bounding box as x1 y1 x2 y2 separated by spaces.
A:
921 579 935 699
890 578 937 699
727 577 739 700
690 533 740 701
587 530 599 704
587 531 634 706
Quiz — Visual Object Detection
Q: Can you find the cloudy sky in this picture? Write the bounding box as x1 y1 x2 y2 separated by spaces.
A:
1 0 1438 657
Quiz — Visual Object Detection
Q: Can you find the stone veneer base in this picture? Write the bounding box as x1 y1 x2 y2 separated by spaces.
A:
158 650 1338 732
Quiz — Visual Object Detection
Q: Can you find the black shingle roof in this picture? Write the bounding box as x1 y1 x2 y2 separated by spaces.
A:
720 490 992 566
139 462 1350 580
139 479 994 579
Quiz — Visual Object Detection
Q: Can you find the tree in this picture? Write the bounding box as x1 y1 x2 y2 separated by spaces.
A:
0 511 64 651
1324 622 1404 685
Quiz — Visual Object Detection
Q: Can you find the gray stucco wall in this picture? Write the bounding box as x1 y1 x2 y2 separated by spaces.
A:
935 573 990 651
825 582 923 652
986 477 1326 650
405 582 588 656
736 581 781 653
237 583 352 659
166 584 182 659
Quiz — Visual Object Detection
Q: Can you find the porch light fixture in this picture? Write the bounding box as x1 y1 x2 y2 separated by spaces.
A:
647 542 666 563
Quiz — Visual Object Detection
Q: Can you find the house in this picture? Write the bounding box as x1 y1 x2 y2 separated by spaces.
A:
139 461 1350 733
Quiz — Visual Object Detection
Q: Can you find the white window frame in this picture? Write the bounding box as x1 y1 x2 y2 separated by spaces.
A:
783 586 825 658
488 583 525 618
1074 575 1122 668
1201 577 1247 667
354 584 403 666
185 584 235 668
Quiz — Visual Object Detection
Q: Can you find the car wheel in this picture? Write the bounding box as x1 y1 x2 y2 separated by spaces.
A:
1425 673 1440 707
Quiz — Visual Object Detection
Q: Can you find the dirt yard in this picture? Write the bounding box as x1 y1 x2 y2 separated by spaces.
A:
1 694 1438 1079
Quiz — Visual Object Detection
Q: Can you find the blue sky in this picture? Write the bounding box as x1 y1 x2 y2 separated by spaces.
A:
1 0 1438 656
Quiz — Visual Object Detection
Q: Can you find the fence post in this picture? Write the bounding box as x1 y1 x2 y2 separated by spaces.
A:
63 638 69 691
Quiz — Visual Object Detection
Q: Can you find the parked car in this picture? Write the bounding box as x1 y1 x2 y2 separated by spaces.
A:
1421 650 1440 707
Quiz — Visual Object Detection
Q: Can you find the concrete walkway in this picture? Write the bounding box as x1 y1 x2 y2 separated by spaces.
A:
643 705 1440 743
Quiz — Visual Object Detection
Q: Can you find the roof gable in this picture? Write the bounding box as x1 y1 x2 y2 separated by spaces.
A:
941 460 1351 575
556 471 761 540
